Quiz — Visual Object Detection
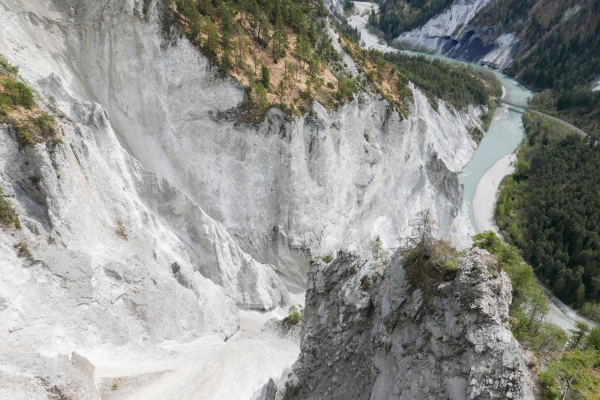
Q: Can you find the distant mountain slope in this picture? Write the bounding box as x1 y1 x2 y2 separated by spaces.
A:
373 0 600 134
472 0 600 92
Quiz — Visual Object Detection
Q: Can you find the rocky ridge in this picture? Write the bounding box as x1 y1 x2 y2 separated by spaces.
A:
272 249 535 399
397 0 521 69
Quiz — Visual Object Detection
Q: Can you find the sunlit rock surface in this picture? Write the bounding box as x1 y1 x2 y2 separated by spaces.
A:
397 0 521 69
0 0 488 397
274 249 536 400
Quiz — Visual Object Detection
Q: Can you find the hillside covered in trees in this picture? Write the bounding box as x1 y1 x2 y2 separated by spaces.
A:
165 0 499 121
367 0 455 41
473 0 600 135
496 112 600 312
369 0 600 134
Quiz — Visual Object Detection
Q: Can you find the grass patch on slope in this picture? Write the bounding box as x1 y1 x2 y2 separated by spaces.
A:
165 0 367 120
0 56 58 147
0 187 20 229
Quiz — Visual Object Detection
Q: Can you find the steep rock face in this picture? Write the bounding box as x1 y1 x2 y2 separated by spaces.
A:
0 0 478 287
0 69 296 364
281 249 535 399
397 0 521 69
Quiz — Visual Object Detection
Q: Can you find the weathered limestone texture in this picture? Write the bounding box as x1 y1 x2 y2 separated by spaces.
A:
279 249 535 399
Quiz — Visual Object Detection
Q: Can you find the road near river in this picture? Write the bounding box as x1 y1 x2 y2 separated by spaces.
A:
348 1 595 331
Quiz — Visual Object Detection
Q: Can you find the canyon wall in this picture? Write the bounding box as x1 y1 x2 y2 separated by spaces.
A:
397 0 521 69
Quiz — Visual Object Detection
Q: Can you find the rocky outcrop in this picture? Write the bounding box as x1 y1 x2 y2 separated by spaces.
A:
397 0 521 69
279 249 535 399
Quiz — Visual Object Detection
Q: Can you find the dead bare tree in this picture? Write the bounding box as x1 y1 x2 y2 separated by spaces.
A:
402 208 438 268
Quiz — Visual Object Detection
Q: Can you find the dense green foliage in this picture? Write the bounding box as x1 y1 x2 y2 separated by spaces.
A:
368 0 455 41
472 0 535 36
541 348 600 399
471 0 600 93
473 231 600 399
0 79 34 113
473 0 600 134
582 302 600 323
283 305 303 325
383 53 502 111
529 90 600 137
496 112 600 307
0 187 20 229
171 0 334 66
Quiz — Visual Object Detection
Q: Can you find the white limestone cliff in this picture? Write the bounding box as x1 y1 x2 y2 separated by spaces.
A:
0 0 489 397
0 0 478 283
397 0 521 69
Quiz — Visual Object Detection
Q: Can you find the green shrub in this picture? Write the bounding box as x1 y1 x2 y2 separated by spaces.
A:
283 305 302 325
15 126 35 147
261 65 270 89
369 236 388 260
2 80 34 109
14 242 31 259
0 55 18 75
402 210 463 309
0 92 14 114
0 187 21 229
252 82 268 113
116 220 127 239
31 113 56 138
585 326 600 350
581 302 600 323
315 254 332 263
540 349 600 400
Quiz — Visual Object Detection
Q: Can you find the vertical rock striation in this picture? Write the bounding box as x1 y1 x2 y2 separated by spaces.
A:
397 0 522 69
0 0 479 288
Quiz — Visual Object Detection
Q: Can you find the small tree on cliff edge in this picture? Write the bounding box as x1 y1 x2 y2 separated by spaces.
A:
403 208 438 267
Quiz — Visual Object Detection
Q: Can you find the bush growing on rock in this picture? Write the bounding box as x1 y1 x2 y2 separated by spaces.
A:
0 55 18 75
2 79 34 109
401 210 463 308
315 254 332 263
116 220 127 239
0 187 20 229
283 305 302 325
369 235 388 260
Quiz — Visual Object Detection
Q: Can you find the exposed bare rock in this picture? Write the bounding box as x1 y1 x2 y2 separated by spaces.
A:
396 0 522 69
280 249 535 399
0 352 99 400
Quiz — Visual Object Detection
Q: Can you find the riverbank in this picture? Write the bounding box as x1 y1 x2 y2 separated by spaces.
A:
473 153 516 233
345 2 595 333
